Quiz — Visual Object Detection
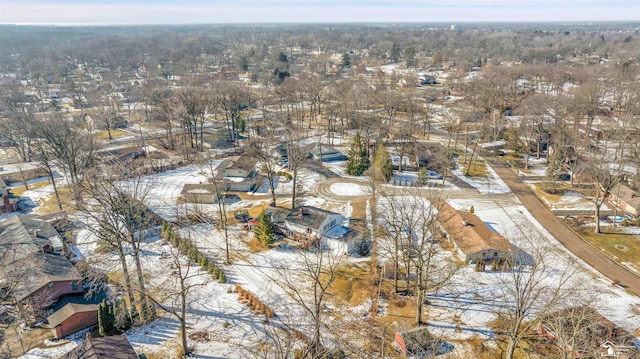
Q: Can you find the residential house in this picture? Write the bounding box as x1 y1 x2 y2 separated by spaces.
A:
437 203 514 263
607 183 640 217
263 206 290 236
219 155 258 178
284 206 343 239
306 143 347 162
62 334 138 359
225 176 265 193
180 183 241 204
0 215 82 306
0 180 18 213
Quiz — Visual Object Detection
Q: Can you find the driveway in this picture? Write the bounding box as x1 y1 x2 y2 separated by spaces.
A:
484 154 640 297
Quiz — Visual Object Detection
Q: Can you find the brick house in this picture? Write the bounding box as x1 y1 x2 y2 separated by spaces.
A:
0 215 83 307
607 183 640 217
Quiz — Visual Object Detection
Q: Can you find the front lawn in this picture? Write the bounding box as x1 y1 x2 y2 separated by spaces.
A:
579 229 640 274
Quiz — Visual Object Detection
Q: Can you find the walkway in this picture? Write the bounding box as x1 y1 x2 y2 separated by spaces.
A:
484 154 640 297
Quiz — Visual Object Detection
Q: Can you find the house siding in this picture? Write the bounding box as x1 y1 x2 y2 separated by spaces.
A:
285 214 342 238
221 168 252 178
27 280 83 306
52 310 98 339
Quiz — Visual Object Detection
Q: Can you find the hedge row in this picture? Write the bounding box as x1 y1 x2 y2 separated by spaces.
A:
161 221 227 283
234 285 275 319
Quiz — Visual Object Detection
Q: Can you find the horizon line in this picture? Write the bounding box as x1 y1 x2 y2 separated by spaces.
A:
2 20 640 27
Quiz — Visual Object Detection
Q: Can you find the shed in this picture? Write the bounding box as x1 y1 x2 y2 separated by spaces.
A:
47 302 98 339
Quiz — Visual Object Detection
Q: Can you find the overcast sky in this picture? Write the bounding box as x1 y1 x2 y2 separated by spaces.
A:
1 1 638 25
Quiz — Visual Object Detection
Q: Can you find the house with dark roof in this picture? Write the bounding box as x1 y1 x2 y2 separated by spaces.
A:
45 290 107 339
62 334 138 359
263 206 291 236
284 206 343 239
0 215 82 306
437 203 514 263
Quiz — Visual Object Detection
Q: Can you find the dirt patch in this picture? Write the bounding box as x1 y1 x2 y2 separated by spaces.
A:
327 265 373 307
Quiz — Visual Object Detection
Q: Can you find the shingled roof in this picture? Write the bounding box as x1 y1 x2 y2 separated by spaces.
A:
286 206 340 230
62 335 138 359
437 203 513 256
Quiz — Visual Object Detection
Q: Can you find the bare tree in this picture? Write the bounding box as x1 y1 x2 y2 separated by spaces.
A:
275 248 345 357
35 115 98 205
144 246 210 358
492 240 577 359
249 138 279 206
0 86 36 162
582 132 626 234
91 89 121 141
203 155 231 264
211 81 251 143
379 190 459 324
30 138 63 210
83 169 158 321
176 87 210 152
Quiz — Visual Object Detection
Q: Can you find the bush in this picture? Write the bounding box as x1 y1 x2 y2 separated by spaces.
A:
277 171 292 181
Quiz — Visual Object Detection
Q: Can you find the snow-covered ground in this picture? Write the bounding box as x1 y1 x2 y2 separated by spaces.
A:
518 156 548 177
329 182 371 196
433 199 640 336
451 160 510 194
15 150 639 358
524 181 608 211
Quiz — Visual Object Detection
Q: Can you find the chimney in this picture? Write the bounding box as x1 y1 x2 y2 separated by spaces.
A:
86 332 92 340
2 194 9 213
298 208 304 218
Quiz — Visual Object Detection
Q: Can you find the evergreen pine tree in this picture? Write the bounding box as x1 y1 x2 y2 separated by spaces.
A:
346 132 370 176
254 212 275 245
98 300 107 336
372 144 392 183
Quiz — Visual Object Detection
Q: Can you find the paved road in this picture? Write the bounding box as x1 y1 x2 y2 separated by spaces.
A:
484 154 640 297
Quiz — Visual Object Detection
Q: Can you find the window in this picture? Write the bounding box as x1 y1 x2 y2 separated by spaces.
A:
493 252 498 257
482 252 486 258
71 282 78 291
48 282 54 288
